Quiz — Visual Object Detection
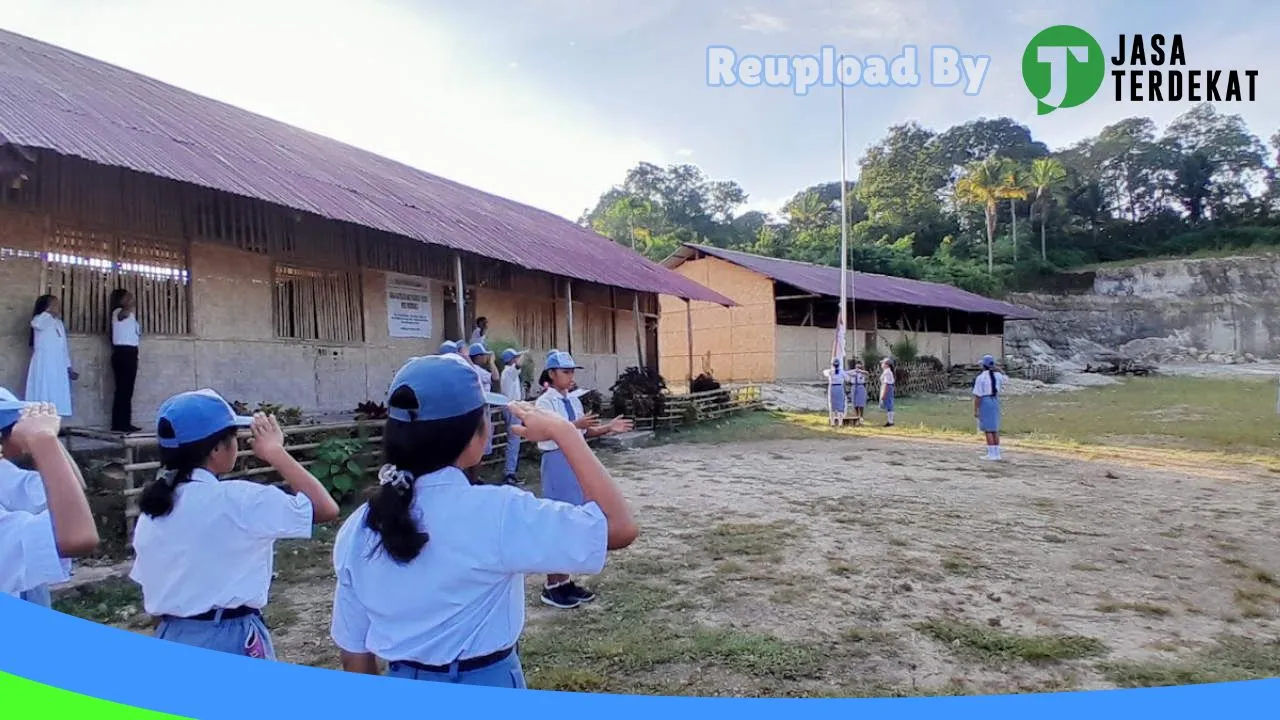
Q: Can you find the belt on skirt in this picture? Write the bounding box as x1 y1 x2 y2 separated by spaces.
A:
389 645 516 674
163 606 261 622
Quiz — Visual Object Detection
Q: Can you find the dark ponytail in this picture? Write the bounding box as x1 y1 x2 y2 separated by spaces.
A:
108 288 128 322
987 368 999 398
138 422 238 518
29 294 53 348
366 385 486 564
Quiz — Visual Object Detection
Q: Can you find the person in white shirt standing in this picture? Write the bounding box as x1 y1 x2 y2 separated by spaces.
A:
469 317 488 346
535 351 632 609
465 343 500 485
26 294 76 420
129 389 339 659
499 349 527 485
878 357 896 427
972 355 1006 461
109 289 142 433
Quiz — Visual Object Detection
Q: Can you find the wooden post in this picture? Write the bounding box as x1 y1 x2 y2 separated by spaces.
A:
945 309 953 367
685 298 694 384
565 280 574 355
632 292 644 368
453 253 465 341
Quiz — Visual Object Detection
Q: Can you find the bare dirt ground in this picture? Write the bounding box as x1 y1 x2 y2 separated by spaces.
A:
234 432 1280 696
73 429 1280 697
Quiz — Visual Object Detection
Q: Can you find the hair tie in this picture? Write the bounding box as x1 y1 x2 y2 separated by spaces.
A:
377 464 414 491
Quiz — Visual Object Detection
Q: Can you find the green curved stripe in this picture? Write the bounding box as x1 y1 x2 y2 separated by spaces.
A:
0 671 191 718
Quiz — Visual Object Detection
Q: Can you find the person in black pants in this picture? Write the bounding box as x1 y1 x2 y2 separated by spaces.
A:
108 288 141 433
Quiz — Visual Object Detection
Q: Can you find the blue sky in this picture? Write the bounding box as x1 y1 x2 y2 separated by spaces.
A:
1 0 1275 220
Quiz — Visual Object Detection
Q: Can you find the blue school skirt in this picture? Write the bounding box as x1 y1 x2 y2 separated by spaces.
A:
978 396 1001 433
20 585 52 608
881 385 895 412
828 384 847 413
154 608 277 660
852 384 868 408
388 648 527 689
541 449 584 505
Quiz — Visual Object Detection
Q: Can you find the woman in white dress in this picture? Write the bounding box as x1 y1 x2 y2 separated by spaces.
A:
26 295 77 419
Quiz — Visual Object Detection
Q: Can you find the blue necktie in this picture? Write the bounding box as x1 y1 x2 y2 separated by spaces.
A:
562 398 576 422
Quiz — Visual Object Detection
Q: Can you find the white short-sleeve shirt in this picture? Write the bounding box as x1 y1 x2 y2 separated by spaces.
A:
972 370 1006 397
330 466 607 664
130 469 314 617
881 368 895 386
500 365 522 402
1 506 68 597
822 368 845 386
472 363 494 394
0 460 72 577
534 387 585 452
112 309 141 347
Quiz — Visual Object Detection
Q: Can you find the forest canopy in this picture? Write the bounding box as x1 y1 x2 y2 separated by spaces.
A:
579 103 1279 295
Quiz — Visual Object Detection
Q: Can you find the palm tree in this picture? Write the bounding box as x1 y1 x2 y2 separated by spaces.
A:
954 156 1004 274
998 161 1030 263
1027 158 1069 261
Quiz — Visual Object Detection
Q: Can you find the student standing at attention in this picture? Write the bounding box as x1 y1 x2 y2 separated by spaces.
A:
878 358 896 427
109 289 142 433
26 295 77 420
536 350 632 609
0 398 99 598
822 359 847 427
330 353 638 687
850 360 869 425
466 343 500 484
0 388 89 606
129 390 339 659
499 348 527 485
973 355 1006 461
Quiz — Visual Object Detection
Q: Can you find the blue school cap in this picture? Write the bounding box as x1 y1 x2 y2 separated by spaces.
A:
0 387 35 432
438 340 458 354
387 354 509 422
501 348 525 364
156 389 253 449
981 354 996 368
545 351 583 371
468 342 490 358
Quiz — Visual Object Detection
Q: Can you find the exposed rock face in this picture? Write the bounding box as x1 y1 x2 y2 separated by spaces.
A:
1006 255 1280 368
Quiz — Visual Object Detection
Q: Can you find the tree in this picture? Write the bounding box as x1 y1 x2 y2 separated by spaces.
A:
1162 103 1267 221
935 118 1049 181
998 160 1030 262
954 156 1005 273
1027 157 1069 261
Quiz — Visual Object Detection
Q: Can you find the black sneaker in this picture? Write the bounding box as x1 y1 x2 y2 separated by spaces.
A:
540 584 581 609
567 582 596 603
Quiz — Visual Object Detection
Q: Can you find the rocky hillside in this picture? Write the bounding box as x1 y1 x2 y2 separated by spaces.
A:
1006 255 1280 369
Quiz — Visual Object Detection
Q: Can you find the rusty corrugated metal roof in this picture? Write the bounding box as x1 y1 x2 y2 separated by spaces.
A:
0 30 735 306
672 244 1039 319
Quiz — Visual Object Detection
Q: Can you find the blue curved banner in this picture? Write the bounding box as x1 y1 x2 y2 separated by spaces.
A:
1 594 1276 718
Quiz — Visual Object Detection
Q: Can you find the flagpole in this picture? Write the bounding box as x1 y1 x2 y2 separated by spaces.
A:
838 65 851 368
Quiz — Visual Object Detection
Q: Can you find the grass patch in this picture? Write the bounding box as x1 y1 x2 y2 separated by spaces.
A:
53 577 144 626
1100 635 1280 688
941 555 978 576
916 619 1108 665
698 521 799 561
1096 601 1172 617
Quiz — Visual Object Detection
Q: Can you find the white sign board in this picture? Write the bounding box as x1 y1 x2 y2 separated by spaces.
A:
386 274 432 339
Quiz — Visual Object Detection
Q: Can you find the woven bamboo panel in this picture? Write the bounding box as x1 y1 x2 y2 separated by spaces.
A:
273 264 364 343
512 299 556 351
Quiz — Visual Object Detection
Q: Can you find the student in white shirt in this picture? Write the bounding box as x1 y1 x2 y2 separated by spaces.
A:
0 388 89 607
129 389 339 659
499 349 527 485
330 353 638 687
535 351 632 609
465 343 500 484
878 357 897 427
109 289 142 433
973 355 1006 461
0 395 98 598
822 359 847 427
469 317 489 346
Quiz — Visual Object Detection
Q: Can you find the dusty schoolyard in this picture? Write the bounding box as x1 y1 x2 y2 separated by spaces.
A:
64 406 1280 697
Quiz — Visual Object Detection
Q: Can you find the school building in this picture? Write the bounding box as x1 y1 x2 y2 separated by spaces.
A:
0 30 733 429
658 244 1037 383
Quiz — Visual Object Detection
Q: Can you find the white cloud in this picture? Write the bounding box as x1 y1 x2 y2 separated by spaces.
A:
675 148 695 158
0 0 663 220
738 10 789 34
